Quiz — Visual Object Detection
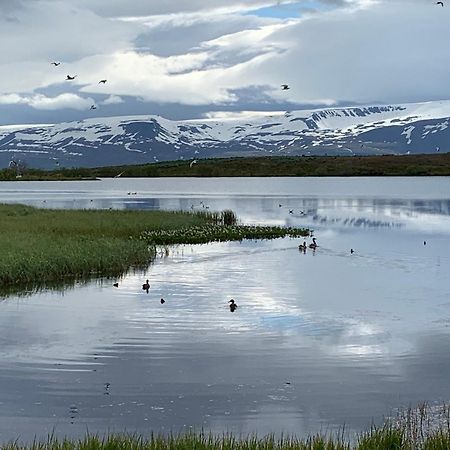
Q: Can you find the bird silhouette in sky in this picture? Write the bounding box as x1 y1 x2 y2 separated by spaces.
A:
99 79 107 84
66 75 77 80
51 62 61 66
281 84 290 90
90 105 97 110
437 1 444 6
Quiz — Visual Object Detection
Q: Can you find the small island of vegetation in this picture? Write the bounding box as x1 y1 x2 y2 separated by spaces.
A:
0 204 309 293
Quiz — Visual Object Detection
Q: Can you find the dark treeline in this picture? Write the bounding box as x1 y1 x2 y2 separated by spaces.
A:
1 153 450 180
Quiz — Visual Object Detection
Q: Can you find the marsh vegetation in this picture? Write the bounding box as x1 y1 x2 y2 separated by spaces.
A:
4 404 450 449
0 204 308 289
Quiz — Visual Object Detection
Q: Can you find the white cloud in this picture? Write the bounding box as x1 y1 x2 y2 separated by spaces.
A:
101 95 124 105
0 93 26 105
2 0 450 124
72 0 289 17
0 93 94 110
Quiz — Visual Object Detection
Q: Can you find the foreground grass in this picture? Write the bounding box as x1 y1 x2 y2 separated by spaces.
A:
4 414 450 450
2 154 450 179
0 204 308 290
2 404 450 449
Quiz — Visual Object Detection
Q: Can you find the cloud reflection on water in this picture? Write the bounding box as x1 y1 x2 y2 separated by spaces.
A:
0 179 449 441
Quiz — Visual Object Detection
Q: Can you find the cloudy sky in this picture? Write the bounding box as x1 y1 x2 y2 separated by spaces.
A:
0 0 449 124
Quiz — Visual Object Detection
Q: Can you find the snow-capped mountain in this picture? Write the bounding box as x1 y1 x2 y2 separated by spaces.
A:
1 100 449 169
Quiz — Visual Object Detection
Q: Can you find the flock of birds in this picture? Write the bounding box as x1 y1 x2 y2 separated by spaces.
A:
47 0 444 114
50 61 107 110
50 59 292 113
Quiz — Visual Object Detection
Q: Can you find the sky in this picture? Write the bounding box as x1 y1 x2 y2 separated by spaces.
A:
0 0 449 125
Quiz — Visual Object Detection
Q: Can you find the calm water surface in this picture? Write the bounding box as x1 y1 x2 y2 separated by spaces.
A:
0 177 449 443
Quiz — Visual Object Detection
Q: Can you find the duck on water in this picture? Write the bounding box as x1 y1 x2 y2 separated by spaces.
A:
142 279 150 293
229 299 238 312
309 237 317 249
299 238 317 251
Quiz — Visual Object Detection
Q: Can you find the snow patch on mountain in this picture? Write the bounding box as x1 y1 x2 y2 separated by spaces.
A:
2 100 450 168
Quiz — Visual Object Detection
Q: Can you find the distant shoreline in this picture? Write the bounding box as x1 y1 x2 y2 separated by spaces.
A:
1 154 450 180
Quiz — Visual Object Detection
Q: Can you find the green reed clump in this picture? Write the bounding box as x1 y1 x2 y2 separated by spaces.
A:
0 433 350 450
0 204 208 288
357 424 405 450
0 204 308 290
140 224 309 245
193 209 237 226
3 403 450 449
4 425 450 450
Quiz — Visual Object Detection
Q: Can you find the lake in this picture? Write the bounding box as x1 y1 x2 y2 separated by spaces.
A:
0 177 449 443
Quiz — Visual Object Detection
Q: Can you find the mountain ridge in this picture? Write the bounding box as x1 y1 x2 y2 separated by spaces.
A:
1 100 449 169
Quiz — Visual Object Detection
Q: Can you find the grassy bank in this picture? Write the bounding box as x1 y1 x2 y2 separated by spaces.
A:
1 154 450 180
4 410 450 450
0 204 308 290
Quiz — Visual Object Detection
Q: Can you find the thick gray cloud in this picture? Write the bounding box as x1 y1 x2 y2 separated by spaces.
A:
134 13 274 57
1 0 450 125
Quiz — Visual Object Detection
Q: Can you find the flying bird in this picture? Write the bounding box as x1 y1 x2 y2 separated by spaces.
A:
99 79 107 84
51 62 61 66
90 105 97 110
66 75 77 80
437 1 444 6
189 159 197 168
281 84 290 90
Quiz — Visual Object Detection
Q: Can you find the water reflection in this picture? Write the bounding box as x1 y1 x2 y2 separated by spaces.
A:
2 179 450 234
0 178 449 443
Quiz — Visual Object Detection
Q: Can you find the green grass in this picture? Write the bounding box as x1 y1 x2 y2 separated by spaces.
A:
0 204 308 291
1 404 450 449
2 154 450 179
140 224 309 245
2 422 450 450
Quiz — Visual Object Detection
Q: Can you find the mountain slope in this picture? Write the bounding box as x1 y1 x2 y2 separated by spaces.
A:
1 100 449 169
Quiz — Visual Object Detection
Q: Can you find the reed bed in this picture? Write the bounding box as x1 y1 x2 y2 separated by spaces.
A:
3 403 450 449
0 204 204 287
0 204 308 289
140 224 309 245
3 417 450 450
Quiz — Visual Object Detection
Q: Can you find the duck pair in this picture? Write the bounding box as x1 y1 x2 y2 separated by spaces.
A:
299 237 317 251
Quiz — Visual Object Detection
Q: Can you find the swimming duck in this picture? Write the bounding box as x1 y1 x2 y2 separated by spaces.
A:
298 241 307 251
229 299 238 312
142 280 150 291
113 282 119 288
309 237 317 249
160 298 165 304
